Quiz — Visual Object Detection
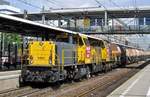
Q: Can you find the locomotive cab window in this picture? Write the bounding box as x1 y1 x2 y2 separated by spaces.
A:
100 41 105 48
77 34 90 46
89 38 98 47
78 37 83 46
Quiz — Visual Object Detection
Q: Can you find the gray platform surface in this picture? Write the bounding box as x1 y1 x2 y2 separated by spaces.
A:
107 64 150 97
0 70 21 91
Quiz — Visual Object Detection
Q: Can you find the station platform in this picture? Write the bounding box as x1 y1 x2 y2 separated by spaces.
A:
0 70 20 91
107 63 150 97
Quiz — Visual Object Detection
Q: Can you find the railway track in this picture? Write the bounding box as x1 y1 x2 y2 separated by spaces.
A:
0 84 56 97
0 61 148 97
49 61 149 97
0 69 137 97
45 68 131 97
72 61 149 97
0 86 33 97
75 69 137 97
16 88 42 97
76 79 114 97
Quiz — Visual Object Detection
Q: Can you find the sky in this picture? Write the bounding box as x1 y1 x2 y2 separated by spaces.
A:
4 0 150 12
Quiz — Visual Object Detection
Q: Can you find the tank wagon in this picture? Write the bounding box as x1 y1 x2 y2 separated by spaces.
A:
20 33 147 83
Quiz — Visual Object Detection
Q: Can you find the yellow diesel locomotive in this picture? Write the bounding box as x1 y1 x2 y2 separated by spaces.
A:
20 33 145 83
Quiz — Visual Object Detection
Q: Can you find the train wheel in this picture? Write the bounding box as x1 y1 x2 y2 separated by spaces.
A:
86 66 91 79
19 76 24 87
104 65 107 73
19 75 27 87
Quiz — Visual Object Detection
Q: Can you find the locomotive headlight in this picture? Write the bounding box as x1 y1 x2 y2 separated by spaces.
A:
49 56 52 65
29 55 33 64
49 59 52 64
30 60 33 64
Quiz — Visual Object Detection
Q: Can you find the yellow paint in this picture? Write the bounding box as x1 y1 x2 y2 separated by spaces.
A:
28 41 55 67
95 48 100 64
62 48 64 70
101 47 107 62
77 34 86 64
27 35 107 67
77 34 92 64
91 47 96 63
77 45 86 63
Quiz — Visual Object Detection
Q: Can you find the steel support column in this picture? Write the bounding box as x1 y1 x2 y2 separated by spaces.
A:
67 19 70 29
144 17 146 25
74 18 77 31
58 19 61 27
42 14 45 24
104 10 108 26
42 6 45 24
69 35 73 44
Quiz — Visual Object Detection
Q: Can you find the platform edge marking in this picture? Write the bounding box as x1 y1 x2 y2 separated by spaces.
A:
146 87 150 97
119 70 145 97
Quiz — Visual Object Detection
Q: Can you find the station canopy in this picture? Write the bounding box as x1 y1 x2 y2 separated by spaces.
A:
0 13 77 37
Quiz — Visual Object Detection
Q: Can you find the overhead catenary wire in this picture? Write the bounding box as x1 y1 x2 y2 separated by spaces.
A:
108 0 129 11
46 0 64 8
17 0 42 10
94 0 107 10
17 0 73 28
17 0 63 11
46 0 62 8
